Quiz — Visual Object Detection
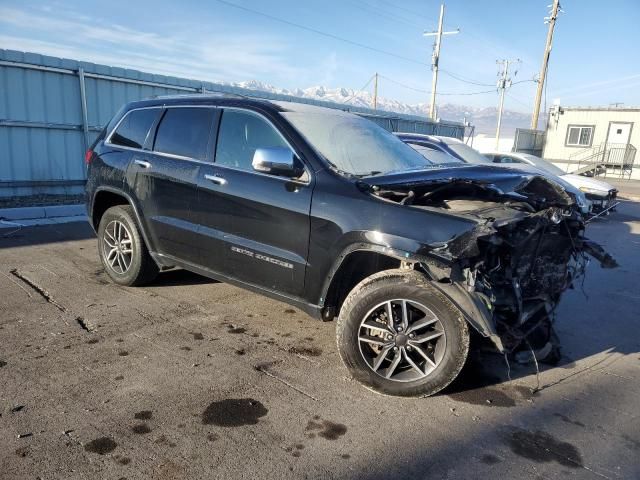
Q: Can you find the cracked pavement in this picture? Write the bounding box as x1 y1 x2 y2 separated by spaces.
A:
1 202 639 479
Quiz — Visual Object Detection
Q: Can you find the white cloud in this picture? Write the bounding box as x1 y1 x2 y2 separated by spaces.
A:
318 52 338 85
0 5 302 83
551 74 640 97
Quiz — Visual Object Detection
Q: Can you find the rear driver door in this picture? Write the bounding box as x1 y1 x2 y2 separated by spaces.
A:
129 106 216 264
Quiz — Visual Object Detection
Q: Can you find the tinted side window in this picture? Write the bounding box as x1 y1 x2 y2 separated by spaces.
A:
216 110 289 171
496 156 519 163
154 108 215 160
110 109 159 149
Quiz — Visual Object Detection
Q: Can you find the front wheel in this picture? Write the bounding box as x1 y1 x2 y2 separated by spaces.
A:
336 269 469 397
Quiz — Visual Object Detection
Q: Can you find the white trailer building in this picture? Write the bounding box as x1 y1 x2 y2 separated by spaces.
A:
542 106 639 179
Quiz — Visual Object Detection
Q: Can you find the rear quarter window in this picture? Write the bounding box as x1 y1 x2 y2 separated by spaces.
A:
110 109 160 149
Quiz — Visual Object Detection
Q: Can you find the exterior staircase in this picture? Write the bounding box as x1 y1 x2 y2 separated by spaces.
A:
569 142 637 179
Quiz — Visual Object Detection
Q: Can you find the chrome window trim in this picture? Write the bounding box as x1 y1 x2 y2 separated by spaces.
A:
104 105 164 148
103 104 312 184
104 104 218 150
208 161 311 186
151 106 218 161
215 106 312 185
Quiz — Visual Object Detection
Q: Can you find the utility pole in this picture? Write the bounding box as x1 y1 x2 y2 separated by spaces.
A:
424 4 459 120
373 72 378 109
531 0 562 130
495 59 520 150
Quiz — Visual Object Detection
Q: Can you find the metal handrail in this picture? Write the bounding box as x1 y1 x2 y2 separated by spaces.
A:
571 142 637 179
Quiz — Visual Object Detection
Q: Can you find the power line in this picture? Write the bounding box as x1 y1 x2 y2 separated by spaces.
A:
379 74 429 93
211 0 429 66
375 0 433 22
511 78 537 86
440 69 494 87
342 74 376 104
348 0 424 29
439 89 496 96
506 92 532 109
379 74 495 95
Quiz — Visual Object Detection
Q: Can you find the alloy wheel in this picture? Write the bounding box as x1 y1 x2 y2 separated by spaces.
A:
358 299 447 382
102 220 134 274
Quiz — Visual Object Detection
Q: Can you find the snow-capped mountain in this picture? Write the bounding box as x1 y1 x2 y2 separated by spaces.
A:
228 80 532 135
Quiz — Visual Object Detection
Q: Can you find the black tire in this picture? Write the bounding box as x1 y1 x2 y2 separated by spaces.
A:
336 269 469 397
97 205 159 286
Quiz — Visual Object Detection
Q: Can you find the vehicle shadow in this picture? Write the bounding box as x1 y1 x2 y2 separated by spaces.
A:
0 221 94 249
148 268 219 287
346 370 639 479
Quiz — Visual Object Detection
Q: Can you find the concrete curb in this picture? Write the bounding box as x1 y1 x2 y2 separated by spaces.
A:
0 204 87 229
0 204 85 221
1 215 88 229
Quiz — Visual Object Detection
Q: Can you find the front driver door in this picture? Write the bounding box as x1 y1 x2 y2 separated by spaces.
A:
196 108 312 297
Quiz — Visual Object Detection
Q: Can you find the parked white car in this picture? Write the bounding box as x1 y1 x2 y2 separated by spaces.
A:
395 134 592 215
483 151 618 214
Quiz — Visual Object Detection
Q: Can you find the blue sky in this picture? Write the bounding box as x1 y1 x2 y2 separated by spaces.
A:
1 0 639 112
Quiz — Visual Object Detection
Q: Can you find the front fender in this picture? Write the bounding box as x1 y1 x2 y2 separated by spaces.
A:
317 231 450 307
429 280 504 352
317 240 504 351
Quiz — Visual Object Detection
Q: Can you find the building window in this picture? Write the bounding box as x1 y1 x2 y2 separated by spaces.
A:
566 125 594 147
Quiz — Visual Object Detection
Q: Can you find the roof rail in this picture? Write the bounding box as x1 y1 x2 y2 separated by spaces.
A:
150 90 251 100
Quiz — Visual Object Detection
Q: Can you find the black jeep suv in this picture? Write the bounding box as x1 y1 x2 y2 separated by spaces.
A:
86 96 615 397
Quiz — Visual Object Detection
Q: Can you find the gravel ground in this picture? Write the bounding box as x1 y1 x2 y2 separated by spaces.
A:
1 202 639 479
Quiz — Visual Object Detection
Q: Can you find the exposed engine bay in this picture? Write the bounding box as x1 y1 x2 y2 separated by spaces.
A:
368 170 617 360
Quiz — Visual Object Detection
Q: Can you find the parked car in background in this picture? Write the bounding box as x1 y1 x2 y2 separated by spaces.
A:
86 97 615 397
396 133 592 215
483 151 618 214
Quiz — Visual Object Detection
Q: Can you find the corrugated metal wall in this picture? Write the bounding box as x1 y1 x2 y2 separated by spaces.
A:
0 49 468 198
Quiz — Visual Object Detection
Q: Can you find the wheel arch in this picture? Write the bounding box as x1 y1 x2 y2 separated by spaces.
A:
91 187 155 256
320 245 420 320
319 244 504 352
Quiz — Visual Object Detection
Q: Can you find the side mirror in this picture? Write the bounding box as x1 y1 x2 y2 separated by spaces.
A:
252 147 301 177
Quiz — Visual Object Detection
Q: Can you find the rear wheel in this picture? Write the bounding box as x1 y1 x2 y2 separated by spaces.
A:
336 269 469 397
97 205 158 286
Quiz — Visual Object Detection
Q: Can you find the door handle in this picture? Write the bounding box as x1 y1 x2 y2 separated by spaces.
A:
134 159 152 169
204 174 227 186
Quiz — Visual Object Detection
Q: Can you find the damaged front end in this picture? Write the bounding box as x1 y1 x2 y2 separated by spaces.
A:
367 166 617 359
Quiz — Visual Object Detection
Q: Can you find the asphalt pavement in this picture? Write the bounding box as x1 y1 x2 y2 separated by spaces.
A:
1 201 639 479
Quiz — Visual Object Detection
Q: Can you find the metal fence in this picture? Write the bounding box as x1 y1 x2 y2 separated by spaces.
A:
513 128 546 156
0 49 467 198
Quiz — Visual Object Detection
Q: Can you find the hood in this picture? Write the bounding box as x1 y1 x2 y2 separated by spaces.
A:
362 164 574 208
562 173 616 193
474 161 585 195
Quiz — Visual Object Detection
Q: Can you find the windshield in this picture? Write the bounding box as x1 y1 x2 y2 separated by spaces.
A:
446 142 493 165
281 111 433 175
407 143 462 165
